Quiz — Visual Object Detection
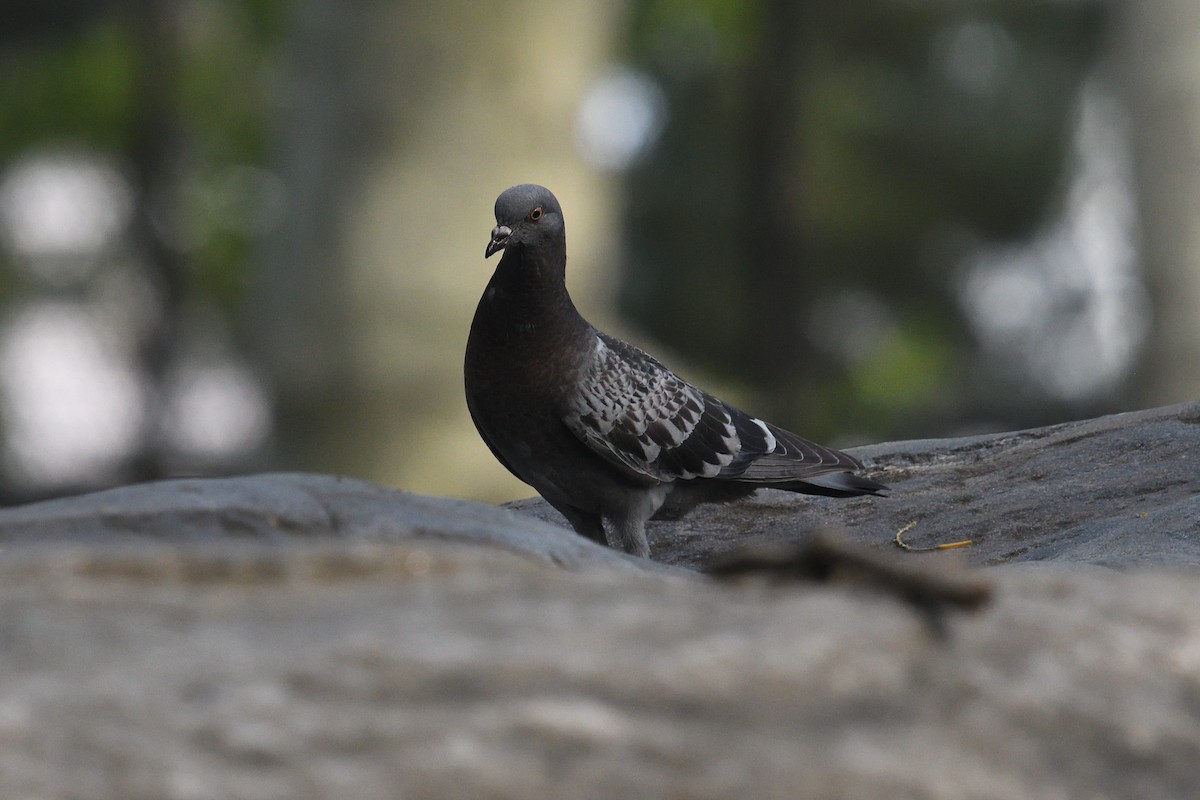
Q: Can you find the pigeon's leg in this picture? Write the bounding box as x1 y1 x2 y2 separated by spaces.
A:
607 514 651 559
605 487 668 558
549 502 608 548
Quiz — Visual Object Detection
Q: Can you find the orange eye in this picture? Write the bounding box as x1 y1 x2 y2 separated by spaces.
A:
528 207 543 222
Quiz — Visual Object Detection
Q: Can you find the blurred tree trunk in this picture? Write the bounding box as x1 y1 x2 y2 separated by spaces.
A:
740 0 826 420
250 0 622 500
124 0 186 482
249 0 363 474
1116 0 1200 406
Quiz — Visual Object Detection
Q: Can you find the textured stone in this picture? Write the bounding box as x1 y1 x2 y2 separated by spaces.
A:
0 543 1197 799
0 404 1198 798
0 472 655 572
514 400 1200 569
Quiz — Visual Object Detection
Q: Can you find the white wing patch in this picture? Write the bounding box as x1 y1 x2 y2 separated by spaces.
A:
750 417 777 453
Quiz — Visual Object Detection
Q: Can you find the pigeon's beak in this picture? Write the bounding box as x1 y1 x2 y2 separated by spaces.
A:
485 225 512 258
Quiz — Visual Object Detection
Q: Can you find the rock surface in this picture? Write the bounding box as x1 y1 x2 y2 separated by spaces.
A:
515 399 1200 569
0 403 1198 799
0 472 659 572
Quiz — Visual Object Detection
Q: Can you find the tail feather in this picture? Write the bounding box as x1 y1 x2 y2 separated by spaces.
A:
770 470 889 498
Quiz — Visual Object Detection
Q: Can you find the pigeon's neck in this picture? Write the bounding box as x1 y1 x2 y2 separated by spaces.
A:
479 245 589 339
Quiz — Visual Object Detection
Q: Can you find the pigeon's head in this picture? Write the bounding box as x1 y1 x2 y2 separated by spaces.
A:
486 184 564 258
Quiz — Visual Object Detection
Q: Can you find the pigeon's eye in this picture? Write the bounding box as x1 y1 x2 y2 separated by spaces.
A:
528 207 543 222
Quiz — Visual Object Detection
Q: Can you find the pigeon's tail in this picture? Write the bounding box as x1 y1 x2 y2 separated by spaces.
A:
771 470 890 499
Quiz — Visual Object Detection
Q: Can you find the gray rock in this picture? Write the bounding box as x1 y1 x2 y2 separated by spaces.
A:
1 403 1199 798
0 472 656 572
1 543 1198 799
513 400 1200 569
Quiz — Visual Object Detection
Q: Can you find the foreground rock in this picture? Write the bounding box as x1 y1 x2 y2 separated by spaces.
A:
0 403 1197 799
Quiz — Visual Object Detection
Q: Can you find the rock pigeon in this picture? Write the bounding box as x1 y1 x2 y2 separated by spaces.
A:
465 183 887 558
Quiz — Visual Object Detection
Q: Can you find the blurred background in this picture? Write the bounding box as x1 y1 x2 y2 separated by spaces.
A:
0 0 1196 505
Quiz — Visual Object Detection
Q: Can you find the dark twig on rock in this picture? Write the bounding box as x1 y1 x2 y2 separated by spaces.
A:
706 529 992 636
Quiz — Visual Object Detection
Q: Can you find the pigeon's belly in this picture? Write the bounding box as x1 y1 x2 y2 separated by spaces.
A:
467 380 652 511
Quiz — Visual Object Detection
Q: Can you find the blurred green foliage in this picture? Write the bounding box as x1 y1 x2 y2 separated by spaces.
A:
0 21 135 153
0 2 287 311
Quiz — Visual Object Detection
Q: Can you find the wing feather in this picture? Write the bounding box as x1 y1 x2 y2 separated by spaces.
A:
563 332 869 489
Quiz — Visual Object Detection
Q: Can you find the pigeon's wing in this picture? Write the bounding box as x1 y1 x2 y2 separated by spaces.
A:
726 420 863 482
563 333 861 485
